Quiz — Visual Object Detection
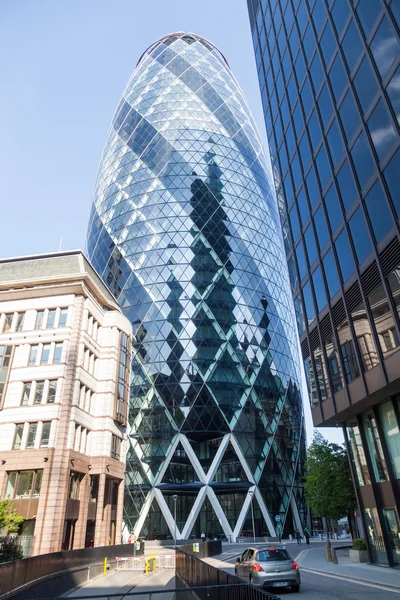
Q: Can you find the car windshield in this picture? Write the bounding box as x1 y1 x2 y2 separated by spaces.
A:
256 549 291 561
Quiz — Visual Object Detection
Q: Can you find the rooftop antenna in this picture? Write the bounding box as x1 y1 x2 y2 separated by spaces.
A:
59 238 63 252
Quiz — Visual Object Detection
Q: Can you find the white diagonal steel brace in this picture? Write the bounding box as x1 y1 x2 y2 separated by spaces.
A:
205 433 230 483
154 488 182 539
180 434 207 483
181 485 207 539
133 488 154 538
206 486 234 539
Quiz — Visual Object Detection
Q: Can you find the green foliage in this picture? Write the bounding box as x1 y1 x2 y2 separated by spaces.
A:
303 431 356 521
352 538 367 551
0 536 24 563
0 500 24 533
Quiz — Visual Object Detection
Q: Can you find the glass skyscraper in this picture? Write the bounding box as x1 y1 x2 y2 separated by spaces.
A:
86 32 305 541
248 0 400 567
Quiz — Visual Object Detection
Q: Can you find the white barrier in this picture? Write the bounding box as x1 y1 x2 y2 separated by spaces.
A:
115 555 175 571
156 555 175 569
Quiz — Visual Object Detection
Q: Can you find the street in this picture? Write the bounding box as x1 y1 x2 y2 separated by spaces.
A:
210 543 400 599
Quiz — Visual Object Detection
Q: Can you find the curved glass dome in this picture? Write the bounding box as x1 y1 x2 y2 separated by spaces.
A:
86 32 306 540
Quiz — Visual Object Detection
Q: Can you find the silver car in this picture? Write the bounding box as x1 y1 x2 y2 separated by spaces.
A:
235 546 301 592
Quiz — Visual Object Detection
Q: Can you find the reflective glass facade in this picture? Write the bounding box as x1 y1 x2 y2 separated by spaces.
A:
86 32 306 541
248 0 400 567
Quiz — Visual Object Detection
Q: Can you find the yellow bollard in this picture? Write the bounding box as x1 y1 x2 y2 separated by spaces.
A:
103 557 108 574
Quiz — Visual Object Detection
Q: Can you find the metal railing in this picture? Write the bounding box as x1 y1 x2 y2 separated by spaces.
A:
175 548 280 600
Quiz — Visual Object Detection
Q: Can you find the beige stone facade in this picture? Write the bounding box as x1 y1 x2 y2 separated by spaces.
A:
0 251 132 556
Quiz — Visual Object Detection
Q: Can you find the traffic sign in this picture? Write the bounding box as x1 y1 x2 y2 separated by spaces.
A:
275 515 281 522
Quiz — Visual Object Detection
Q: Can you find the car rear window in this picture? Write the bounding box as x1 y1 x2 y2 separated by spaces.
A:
256 549 291 561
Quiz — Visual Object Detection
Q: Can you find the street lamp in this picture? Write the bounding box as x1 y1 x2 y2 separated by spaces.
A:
173 494 178 547
249 490 256 543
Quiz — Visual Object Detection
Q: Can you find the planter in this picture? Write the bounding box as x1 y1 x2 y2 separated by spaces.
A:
349 549 368 563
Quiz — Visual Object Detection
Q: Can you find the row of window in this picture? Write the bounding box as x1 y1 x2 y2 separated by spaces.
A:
29 342 63 366
77 384 94 412
13 421 52 450
304 263 400 405
21 379 58 406
4 469 43 500
0 346 12 405
82 346 98 376
86 313 100 342
0 307 70 334
73 424 91 455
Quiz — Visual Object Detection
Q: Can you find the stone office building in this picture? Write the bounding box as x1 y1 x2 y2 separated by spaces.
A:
0 251 132 556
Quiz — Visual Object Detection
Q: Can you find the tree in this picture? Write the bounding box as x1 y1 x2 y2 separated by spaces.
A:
0 500 24 533
304 432 356 531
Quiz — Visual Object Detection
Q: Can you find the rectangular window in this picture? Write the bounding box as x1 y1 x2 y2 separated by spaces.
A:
364 412 389 483
21 383 31 406
26 423 38 448
347 421 370 486
111 434 122 460
351 299 379 372
34 381 45 404
53 343 63 364
351 132 376 189
325 334 344 393
303 280 316 326
313 345 330 401
387 265 400 320
35 311 45 330
337 317 360 383
47 309 57 329
379 400 400 479
6 470 43 500
4 472 17 500
335 229 355 283
323 249 340 298
16 313 25 332
13 424 24 450
364 180 393 243
40 422 51 447
304 357 318 409
368 283 400 359
349 207 372 264
3 314 13 333
48 380 58 403
29 345 38 365
371 16 400 80
59 308 68 327
69 471 82 500
368 99 397 161
41 344 51 365
15 470 35 498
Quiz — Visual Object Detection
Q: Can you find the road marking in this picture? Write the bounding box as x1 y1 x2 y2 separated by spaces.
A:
301 567 400 593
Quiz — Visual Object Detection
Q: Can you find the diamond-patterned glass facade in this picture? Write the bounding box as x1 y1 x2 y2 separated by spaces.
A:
86 32 306 540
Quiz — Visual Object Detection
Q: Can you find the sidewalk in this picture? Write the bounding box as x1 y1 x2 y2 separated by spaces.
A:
66 569 175 599
295 545 400 590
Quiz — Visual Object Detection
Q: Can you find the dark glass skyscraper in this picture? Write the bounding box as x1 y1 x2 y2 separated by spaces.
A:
86 32 306 541
248 0 400 567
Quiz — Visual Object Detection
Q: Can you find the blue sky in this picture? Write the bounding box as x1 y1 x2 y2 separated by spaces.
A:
0 0 343 445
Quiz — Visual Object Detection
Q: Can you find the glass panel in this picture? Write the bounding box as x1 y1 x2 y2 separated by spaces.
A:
308 109 322 150
3 314 13 333
41 344 51 365
329 54 347 102
28 346 38 366
367 99 398 161
342 19 363 72
303 280 316 325
323 249 340 298
325 185 342 232
348 207 373 264
325 333 344 392
388 265 400 319
314 205 329 250
347 421 370 485
33 470 43 496
47 310 56 329
338 319 360 383
304 225 318 265
296 241 308 280
290 205 301 240
35 311 44 330
327 119 344 164
16 313 24 332
54 343 63 364
313 345 330 400
339 91 361 143
364 507 388 565
364 412 389 482
21 383 31 406
13 424 24 450
382 507 400 567
303 24 316 63
5 472 17 500
317 83 333 128
320 21 336 67
295 50 306 86
310 53 324 93
368 283 400 359
34 381 45 404
337 160 358 212
312 0 327 35
371 16 400 80
384 148 400 218
312 266 327 312
288 256 299 294
299 134 311 171
48 380 58 404
356 0 383 37
15 471 35 498
291 152 302 190
387 65 400 126
354 57 379 114
300 77 313 117
26 423 38 449
304 356 318 408
379 400 400 479
351 132 376 189
331 0 350 37
351 299 379 372
294 295 305 335
315 145 331 190
364 180 393 243
40 422 51 447
306 166 320 208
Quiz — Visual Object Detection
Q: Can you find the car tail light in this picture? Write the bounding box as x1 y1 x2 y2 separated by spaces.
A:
253 563 264 572
292 561 299 570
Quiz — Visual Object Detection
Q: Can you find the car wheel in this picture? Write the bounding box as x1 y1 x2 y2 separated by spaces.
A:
291 584 300 592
